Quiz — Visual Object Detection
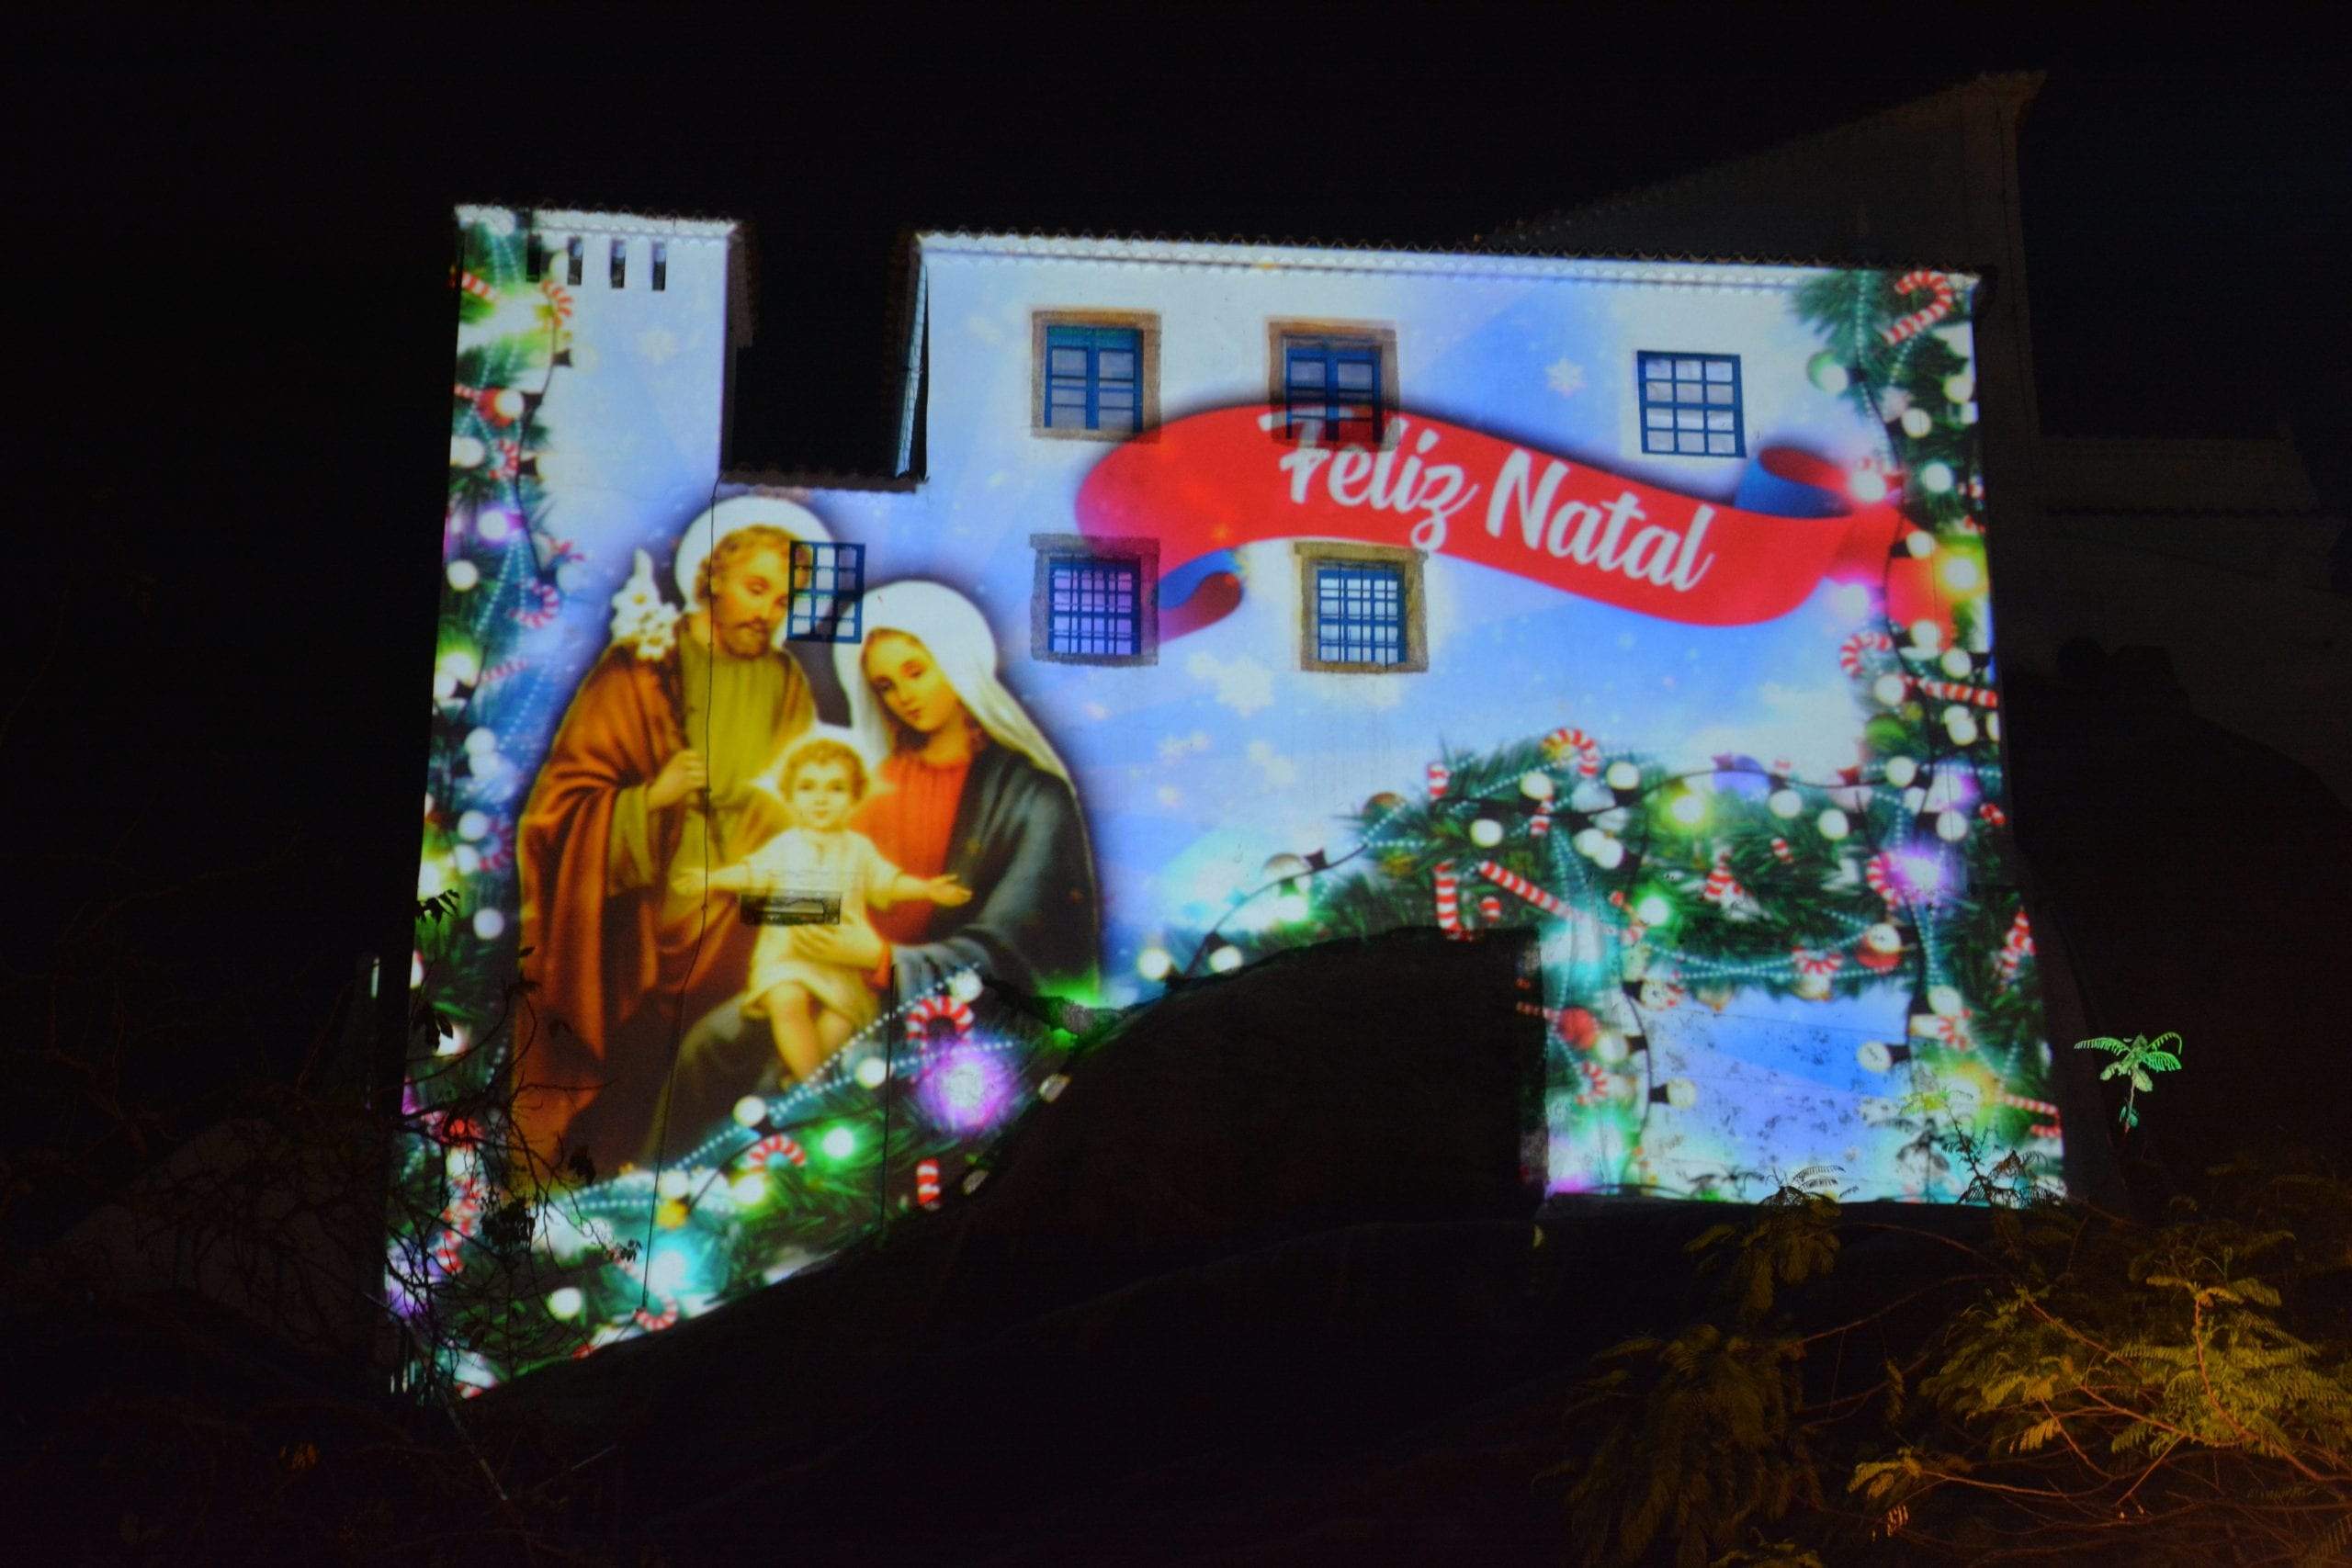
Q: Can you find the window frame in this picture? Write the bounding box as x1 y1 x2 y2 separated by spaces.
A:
1634 350 1746 459
1029 533 1159 666
1266 319 1400 450
1030 310 1160 442
1294 539 1427 674
783 540 865 646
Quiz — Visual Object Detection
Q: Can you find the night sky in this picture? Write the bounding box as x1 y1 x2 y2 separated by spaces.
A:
13 15 2346 1113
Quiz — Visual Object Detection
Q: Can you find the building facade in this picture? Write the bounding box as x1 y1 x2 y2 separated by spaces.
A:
407 209 2063 1388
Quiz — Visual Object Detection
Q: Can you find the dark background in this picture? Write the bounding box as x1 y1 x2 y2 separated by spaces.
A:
10 12 2346 1141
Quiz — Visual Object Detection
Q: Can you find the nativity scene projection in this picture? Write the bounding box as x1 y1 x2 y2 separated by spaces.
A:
404 212 2055 1389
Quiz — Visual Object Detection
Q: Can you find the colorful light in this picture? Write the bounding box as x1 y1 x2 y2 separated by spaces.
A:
1136 946 1173 981
918 1045 1015 1134
1665 790 1707 829
1208 943 1243 974
731 1095 768 1128
820 1125 858 1161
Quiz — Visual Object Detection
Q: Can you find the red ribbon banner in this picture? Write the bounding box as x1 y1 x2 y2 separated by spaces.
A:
1075 408 1906 637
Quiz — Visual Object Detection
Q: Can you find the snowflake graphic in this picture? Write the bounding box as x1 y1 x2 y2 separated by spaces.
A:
1545 357 1586 398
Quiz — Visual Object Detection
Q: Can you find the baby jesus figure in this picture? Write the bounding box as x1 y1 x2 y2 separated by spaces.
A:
681 738 968 1080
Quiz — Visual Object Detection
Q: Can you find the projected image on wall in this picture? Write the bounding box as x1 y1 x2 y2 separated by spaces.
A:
398 212 2054 1391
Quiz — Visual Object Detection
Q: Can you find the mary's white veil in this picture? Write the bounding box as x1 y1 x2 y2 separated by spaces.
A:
837 581 1072 786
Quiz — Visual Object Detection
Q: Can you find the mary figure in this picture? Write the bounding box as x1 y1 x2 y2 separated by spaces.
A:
642 581 1097 1163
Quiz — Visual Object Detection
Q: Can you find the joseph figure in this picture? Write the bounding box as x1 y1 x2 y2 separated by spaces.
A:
513 507 820 1176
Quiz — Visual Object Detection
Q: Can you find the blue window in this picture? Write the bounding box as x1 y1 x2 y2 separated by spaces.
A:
1637 352 1743 457
786 541 863 643
1043 324 1143 434
1045 555 1143 658
1283 334 1385 446
1313 560 1408 666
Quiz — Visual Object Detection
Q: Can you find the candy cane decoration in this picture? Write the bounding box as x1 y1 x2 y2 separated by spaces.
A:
1476 860 1572 919
1478 893 1503 925
537 276 575 321
1864 852 1904 911
1913 675 1998 709
1977 802 2008 828
1425 761 1451 799
1574 1058 1616 1106
1839 629 1894 676
1701 852 1749 909
450 267 497 305
1882 271 1956 346
739 1134 808 1171
1542 727 1603 777
511 581 561 629
915 1157 942 1209
632 1297 680 1333
1993 1088 2060 1122
1432 861 1464 937
1792 952 1842 983
1770 837 1794 863
1530 805 1551 838
1997 908 2036 984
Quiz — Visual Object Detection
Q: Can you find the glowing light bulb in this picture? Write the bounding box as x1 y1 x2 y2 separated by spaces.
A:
477 511 514 543
1136 946 1173 982
1208 943 1243 975
1634 893 1673 928
1667 791 1706 828
1849 468 1890 503
452 845 481 875
1817 807 1851 840
1873 674 1910 708
1900 407 1933 438
1937 554 1983 593
1469 817 1504 848
949 968 984 1003
731 1096 767 1128
1595 838 1625 871
1573 827 1603 856
1908 620 1943 652
1919 462 1954 494
1928 985 1964 1019
1883 755 1918 787
820 1126 858 1161
1944 708 1980 747
730 1172 769 1208
446 559 480 592
1657 1078 1698 1110
656 1169 690 1200
1274 892 1311 923
1605 761 1641 792
547 1287 584 1320
1039 1073 1069 1102
1943 372 1974 404
1856 1041 1910 1074
449 435 486 469
1830 582 1872 621
1939 647 1973 679
1905 529 1937 558
457 810 491 840
1519 771 1555 801
472 908 505 941
1936 808 1970 842
441 651 479 686
854 1055 888 1089
1768 787 1804 819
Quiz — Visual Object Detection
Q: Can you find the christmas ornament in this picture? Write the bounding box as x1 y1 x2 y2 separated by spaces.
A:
1364 790 1407 818
1806 351 1850 393
1478 893 1504 924
1425 761 1451 799
1649 1078 1699 1110
1792 951 1841 1000
1856 1040 1914 1073
1856 921 1905 972
1769 837 1794 863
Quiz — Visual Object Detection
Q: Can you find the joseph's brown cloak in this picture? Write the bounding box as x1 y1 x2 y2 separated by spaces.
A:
513 639 811 1170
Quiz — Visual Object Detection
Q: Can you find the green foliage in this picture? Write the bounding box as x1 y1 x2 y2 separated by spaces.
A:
1557 1121 2352 1564
2075 1031 2185 1131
